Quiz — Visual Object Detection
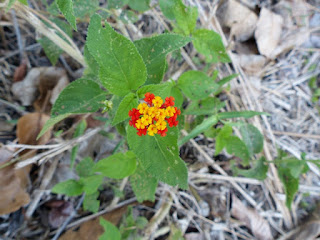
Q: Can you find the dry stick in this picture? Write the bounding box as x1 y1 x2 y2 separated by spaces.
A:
10 9 24 62
25 157 59 218
272 130 320 140
181 130 257 207
13 3 85 67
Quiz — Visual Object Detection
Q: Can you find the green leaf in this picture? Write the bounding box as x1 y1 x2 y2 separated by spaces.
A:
170 86 184 108
93 151 137 179
184 97 225 115
38 18 72 65
107 0 129 9
239 124 264 156
73 0 99 18
37 113 71 139
6 0 16 11
83 45 99 81
137 82 173 100
52 179 83 196
51 78 106 117
278 168 299 209
178 71 219 100
130 163 158 202
99 218 121 240
56 0 77 30
233 157 268 180
87 14 147 96
134 34 191 84
193 29 230 63
83 191 100 213
76 157 95 177
112 93 138 126
71 120 87 168
128 0 150 11
128 126 188 189
179 115 218 146
160 0 197 35
217 74 238 87
226 136 250 165
218 111 269 120
215 124 232 155
81 175 104 195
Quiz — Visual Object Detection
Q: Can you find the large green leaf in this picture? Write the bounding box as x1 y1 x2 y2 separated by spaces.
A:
127 126 188 189
51 78 105 117
128 0 150 11
134 34 191 84
93 151 137 179
73 0 99 18
87 14 147 96
99 218 121 240
130 163 158 202
52 179 83 196
226 136 250 166
137 82 173 100
193 29 230 63
178 115 218 146
112 93 138 126
56 0 77 30
178 71 219 100
239 124 264 156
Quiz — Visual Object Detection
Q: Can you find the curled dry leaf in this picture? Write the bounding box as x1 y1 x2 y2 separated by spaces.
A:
231 195 273 240
255 8 283 59
59 205 128 240
0 148 30 215
217 0 258 42
48 201 74 228
13 60 27 82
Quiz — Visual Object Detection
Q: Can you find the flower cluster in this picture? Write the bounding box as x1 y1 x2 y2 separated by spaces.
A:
128 92 181 136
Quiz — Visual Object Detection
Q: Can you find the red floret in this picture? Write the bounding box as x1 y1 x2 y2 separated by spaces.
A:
137 128 147 136
165 96 175 107
167 116 179 127
158 128 168 137
129 108 141 119
144 92 155 106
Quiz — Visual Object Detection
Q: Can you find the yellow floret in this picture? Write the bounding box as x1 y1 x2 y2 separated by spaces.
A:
156 120 167 131
135 119 146 129
152 96 163 108
137 103 149 114
154 108 166 121
147 124 158 136
141 115 152 125
165 106 176 117
147 107 156 118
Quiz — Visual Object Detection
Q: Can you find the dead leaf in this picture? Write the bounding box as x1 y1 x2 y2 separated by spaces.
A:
217 0 258 42
48 201 74 228
13 60 27 82
33 67 69 113
255 8 283 59
17 112 52 146
231 195 273 240
0 148 30 215
59 206 128 240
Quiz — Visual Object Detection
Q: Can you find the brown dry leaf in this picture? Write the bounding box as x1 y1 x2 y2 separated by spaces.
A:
17 112 52 146
13 60 27 82
217 0 258 42
59 206 128 240
0 148 30 215
231 195 273 240
33 67 69 114
255 8 283 59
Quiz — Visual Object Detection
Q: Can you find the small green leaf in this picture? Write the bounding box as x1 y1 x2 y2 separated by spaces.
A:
76 157 95 177
184 97 225 115
128 0 150 11
51 78 106 117
159 0 175 20
71 120 87 168
215 124 232 155
218 111 269 120
80 175 104 195
137 82 173 100
278 168 299 209
178 115 218 146
193 29 230 63
170 86 184 108
130 163 158 202
99 218 121 240
107 0 129 9
73 0 99 18
93 151 137 179
6 0 16 11
128 126 188 189
226 136 250 165
52 179 83 196
239 124 264 156
87 14 147 96
83 191 100 213
134 34 191 84
112 93 138 126
178 71 219 100
37 113 71 139
233 157 268 180
56 0 77 30
217 74 238 87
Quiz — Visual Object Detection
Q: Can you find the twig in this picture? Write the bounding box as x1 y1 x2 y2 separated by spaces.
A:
10 9 24 62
